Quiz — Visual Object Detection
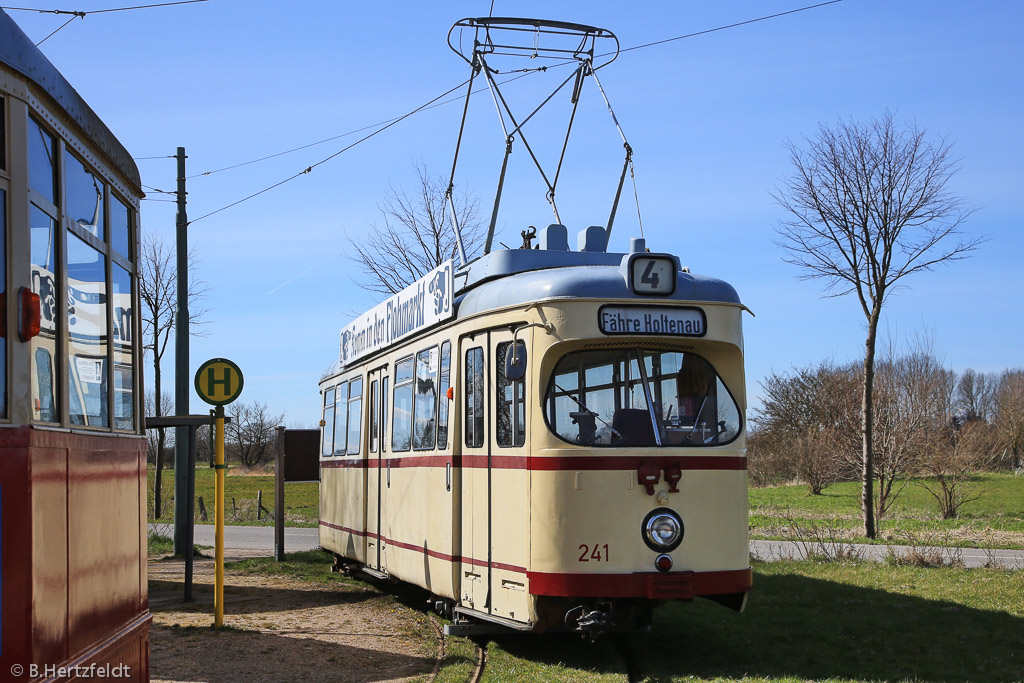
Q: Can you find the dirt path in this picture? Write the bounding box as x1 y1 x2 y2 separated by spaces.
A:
148 551 435 683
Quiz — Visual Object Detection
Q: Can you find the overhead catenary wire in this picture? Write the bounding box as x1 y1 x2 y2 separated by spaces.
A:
172 1 843 225
2 0 208 15
187 77 471 226
3 0 210 44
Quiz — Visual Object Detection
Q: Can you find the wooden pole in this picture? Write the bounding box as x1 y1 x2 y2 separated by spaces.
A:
275 426 286 562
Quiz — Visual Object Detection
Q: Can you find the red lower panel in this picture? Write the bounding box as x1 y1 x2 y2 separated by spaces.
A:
528 568 752 599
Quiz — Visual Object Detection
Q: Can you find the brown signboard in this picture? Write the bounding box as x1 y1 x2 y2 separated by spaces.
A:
283 429 321 482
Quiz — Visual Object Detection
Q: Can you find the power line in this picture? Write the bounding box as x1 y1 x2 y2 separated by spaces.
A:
181 1 843 184
620 0 844 54
4 0 210 44
3 0 208 15
181 1 844 224
188 77 471 226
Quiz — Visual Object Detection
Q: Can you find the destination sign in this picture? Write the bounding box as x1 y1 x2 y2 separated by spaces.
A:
599 306 706 337
340 260 454 366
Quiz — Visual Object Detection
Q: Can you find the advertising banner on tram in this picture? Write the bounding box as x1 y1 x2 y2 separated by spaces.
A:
339 260 454 366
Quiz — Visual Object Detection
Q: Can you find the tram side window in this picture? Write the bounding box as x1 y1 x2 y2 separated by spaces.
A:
68 232 109 427
28 116 56 205
30 205 59 422
392 357 414 452
369 379 379 453
333 380 348 456
347 377 363 455
496 341 526 447
545 349 741 447
437 341 451 449
111 264 134 429
413 347 439 450
465 347 484 448
65 150 105 240
321 386 336 457
111 195 132 261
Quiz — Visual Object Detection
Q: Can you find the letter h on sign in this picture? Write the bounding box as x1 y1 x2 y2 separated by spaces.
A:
206 366 233 397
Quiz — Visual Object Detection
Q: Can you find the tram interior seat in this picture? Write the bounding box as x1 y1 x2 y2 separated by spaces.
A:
612 408 655 446
570 411 597 444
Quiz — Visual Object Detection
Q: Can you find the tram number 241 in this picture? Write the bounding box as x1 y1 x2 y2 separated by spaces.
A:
578 543 610 562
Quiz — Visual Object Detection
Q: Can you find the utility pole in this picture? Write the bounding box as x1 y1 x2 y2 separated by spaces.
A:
173 147 191 555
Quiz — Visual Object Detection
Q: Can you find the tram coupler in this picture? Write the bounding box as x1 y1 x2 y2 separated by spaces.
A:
565 602 615 639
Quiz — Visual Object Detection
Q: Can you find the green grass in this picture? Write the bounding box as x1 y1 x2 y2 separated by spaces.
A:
225 550 356 585
477 561 1024 682
233 550 1024 682
147 466 318 527
750 473 1024 549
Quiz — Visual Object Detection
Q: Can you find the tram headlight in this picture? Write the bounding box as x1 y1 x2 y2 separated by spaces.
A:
642 508 683 552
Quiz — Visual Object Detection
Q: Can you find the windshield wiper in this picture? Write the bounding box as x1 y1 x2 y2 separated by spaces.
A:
554 382 623 441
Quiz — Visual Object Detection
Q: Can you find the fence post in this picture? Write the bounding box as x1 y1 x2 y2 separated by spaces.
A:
275 426 286 561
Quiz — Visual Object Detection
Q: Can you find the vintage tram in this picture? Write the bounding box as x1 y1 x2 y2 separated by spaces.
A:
1 9 149 678
319 224 751 634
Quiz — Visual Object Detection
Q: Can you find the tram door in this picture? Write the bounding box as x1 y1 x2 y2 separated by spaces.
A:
459 329 531 620
366 365 389 572
460 334 489 611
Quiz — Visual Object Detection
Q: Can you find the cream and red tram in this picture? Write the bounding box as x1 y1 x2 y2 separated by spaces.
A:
319 224 750 634
1 9 149 677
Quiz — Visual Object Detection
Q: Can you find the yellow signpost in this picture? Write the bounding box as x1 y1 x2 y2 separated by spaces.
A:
194 358 244 629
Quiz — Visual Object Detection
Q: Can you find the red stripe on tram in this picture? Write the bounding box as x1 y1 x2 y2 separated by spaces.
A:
321 454 746 471
318 520 527 574
527 568 753 598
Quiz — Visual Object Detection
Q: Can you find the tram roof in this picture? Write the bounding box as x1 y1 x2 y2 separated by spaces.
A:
0 10 142 194
455 240 742 319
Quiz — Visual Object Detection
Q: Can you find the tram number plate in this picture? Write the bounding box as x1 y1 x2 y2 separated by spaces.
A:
578 543 609 562
631 256 675 295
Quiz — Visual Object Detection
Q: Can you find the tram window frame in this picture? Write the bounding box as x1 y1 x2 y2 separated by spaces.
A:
496 341 526 447
321 385 337 457
412 346 439 451
544 348 742 448
392 356 415 452
437 341 451 449
347 376 363 455
332 380 348 456
369 379 379 453
23 108 141 433
464 346 484 448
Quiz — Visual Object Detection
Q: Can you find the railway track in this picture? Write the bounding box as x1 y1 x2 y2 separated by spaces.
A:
426 622 643 683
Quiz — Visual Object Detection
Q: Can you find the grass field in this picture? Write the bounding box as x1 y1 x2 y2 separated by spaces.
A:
231 552 1024 682
750 473 1024 549
147 466 318 527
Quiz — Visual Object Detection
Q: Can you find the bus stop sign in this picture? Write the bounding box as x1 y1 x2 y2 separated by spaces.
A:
195 358 244 406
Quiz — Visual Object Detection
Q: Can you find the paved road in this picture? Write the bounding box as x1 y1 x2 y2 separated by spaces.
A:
151 524 1023 569
150 523 319 552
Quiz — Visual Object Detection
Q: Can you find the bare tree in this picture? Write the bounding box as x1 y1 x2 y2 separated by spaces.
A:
955 369 996 424
916 420 998 519
227 401 284 468
994 368 1024 470
753 361 860 493
871 343 954 525
345 162 485 296
774 112 980 537
139 233 208 518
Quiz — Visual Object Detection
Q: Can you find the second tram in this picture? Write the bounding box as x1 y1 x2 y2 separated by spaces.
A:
1 9 149 678
319 224 750 634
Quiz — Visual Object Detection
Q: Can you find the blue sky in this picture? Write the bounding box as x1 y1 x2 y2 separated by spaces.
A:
11 0 1023 426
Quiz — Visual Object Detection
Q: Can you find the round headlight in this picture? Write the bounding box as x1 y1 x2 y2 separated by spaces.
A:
642 508 683 552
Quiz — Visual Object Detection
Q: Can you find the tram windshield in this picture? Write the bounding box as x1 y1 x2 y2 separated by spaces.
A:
545 349 741 447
